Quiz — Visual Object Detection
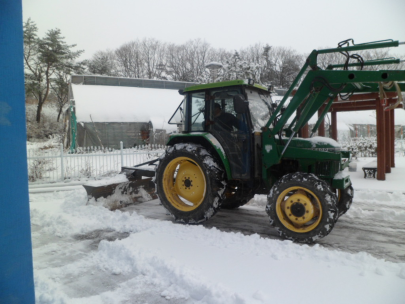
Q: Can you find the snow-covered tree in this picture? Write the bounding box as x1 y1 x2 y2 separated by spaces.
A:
87 50 118 76
265 47 303 88
217 51 262 83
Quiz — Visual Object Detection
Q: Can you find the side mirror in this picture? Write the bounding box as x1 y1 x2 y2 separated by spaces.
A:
233 94 249 114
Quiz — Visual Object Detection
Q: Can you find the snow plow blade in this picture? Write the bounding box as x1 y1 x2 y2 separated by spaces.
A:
83 159 159 208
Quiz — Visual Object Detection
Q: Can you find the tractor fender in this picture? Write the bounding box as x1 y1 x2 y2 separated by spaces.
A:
167 133 232 180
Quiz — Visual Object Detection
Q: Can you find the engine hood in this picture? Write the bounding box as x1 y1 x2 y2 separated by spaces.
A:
287 136 342 151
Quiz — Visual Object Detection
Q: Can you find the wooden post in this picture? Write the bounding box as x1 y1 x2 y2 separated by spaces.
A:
384 110 391 173
317 109 325 136
376 99 385 180
301 123 309 138
390 109 395 168
331 111 337 140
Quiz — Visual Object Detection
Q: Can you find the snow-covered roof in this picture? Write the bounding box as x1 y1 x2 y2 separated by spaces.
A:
71 84 183 132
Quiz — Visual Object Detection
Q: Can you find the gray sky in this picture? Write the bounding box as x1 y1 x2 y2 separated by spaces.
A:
23 0 405 61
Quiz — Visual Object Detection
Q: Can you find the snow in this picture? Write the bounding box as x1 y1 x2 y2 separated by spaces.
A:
307 136 341 148
83 174 128 187
71 84 183 132
29 155 405 303
346 157 405 192
334 170 350 179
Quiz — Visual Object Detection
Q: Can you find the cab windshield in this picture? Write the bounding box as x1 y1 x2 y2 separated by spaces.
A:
246 89 272 131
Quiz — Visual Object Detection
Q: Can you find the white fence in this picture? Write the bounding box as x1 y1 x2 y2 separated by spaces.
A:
27 142 165 184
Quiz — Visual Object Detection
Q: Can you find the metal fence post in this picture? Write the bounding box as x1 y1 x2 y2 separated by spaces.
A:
120 141 124 168
61 143 65 181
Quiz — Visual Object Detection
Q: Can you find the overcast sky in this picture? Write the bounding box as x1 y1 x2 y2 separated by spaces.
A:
22 0 405 61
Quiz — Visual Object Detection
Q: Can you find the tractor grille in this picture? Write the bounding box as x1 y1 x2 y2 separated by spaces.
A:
315 161 339 177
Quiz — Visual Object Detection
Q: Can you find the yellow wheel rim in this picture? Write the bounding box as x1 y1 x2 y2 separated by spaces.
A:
276 186 322 233
162 157 206 211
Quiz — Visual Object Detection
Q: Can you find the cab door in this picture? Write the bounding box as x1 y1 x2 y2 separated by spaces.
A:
207 89 252 179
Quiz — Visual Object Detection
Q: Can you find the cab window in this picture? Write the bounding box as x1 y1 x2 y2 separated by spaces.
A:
190 92 205 131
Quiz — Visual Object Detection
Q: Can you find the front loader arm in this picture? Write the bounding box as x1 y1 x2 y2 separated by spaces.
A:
266 40 405 136
262 38 405 166
272 69 405 136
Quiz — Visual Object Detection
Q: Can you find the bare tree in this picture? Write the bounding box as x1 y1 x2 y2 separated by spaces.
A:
115 40 144 78
186 39 211 81
166 43 191 81
141 38 166 79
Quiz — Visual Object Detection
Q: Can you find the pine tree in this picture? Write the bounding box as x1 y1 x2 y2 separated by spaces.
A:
23 19 83 123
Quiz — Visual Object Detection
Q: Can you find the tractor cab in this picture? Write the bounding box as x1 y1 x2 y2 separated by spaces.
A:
168 80 272 181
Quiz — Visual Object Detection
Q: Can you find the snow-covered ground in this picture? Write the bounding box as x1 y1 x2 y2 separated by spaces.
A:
30 157 405 304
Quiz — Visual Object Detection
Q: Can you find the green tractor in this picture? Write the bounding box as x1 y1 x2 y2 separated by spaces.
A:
85 39 405 243
155 79 351 244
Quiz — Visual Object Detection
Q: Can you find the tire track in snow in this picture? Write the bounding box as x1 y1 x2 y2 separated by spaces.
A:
124 198 405 263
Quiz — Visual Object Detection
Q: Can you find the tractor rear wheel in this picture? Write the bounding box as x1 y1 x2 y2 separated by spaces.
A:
337 185 354 217
266 172 338 243
155 143 225 224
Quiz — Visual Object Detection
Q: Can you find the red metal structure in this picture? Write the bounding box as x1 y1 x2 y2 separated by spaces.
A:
297 88 403 181
320 92 402 180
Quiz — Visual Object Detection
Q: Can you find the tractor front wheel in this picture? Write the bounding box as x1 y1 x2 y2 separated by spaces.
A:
155 143 225 224
266 173 338 243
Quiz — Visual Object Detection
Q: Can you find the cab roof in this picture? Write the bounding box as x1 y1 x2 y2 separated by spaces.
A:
182 79 269 93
